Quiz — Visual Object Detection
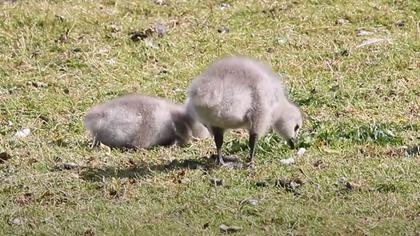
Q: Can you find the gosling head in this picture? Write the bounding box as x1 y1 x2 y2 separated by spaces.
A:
183 100 210 139
272 103 302 149
191 121 210 139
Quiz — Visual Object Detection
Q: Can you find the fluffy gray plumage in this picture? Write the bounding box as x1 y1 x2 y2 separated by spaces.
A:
84 95 209 148
187 56 302 165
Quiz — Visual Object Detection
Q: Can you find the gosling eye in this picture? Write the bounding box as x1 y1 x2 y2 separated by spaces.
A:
294 125 300 132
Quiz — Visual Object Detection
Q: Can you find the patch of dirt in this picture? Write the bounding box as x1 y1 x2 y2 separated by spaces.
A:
172 169 190 184
255 181 268 187
53 162 80 171
0 152 12 163
83 229 95 236
209 178 223 186
275 177 305 192
407 145 419 156
16 192 33 206
129 28 154 41
313 159 327 169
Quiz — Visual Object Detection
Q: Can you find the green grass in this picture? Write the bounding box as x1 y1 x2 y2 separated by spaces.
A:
0 0 419 235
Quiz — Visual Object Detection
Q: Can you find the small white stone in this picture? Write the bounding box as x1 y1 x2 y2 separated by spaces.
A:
385 130 395 137
357 30 372 36
280 157 295 165
106 59 116 65
247 199 258 206
245 199 258 206
14 128 30 138
336 18 349 25
297 148 306 157
337 177 347 184
289 181 300 189
10 217 24 225
220 224 242 233
277 37 288 44
144 39 159 49
154 0 166 5
98 48 109 54
220 3 231 10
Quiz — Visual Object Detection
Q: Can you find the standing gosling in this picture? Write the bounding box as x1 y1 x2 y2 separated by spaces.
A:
84 95 209 148
187 56 302 166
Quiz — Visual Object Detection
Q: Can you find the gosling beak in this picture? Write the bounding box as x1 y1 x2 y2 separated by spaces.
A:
287 138 296 149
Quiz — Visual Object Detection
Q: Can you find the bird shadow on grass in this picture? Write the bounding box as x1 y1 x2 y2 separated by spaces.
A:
78 156 219 182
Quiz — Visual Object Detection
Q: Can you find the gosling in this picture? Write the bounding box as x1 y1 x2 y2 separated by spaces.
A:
84 95 209 148
187 56 302 166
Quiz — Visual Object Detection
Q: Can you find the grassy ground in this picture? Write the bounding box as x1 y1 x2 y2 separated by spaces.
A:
0 0 419 235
